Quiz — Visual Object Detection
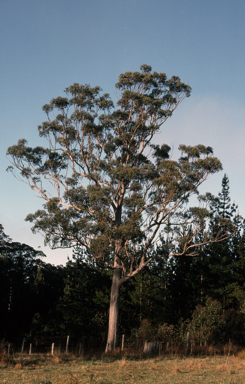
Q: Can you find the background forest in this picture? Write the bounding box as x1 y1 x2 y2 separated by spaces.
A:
1 174 245 351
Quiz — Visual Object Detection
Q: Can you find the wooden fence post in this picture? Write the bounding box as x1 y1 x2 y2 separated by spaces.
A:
66 335 70 353
159 342 162 355
121 334 125 351
29 343 32 355
21 338 25 354
7 343 10 356
78 343 82 355
186 332 189 350
51 343 54 355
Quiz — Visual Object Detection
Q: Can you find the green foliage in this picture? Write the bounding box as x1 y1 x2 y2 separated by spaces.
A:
57 257 111 339
134 319 156 342
157 323 175 343
219 308 245 344
187 298 222 344
7 64 225 274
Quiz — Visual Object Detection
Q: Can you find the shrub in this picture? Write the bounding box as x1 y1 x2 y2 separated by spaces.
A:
187 298 222 345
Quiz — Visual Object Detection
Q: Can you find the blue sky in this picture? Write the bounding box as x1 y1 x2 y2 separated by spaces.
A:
1 0 244 265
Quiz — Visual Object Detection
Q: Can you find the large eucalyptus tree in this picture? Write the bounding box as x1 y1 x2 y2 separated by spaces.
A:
7 65 232 351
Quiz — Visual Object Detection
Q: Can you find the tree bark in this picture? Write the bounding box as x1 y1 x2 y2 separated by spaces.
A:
106 202 122 352
105 204 124 352
105 261 121 352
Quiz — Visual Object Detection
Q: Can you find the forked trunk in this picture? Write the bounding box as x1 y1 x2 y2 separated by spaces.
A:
105 263 121 352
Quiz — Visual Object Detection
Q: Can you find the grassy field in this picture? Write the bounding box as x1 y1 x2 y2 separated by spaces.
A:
1 351 245 383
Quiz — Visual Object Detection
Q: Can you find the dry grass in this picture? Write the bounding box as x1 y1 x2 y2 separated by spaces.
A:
1 351 245 383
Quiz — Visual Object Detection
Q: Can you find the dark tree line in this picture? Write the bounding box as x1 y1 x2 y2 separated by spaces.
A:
0 226 64 342
1 175 245 346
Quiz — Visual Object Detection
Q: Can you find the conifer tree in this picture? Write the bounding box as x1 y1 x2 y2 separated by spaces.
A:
200 175 243 309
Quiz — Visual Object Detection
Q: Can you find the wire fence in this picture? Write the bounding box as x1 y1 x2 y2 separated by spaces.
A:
3 331 245 357
4 334 108 356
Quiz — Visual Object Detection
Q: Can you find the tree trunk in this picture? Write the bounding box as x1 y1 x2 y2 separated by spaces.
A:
105 206 123 352
105 264 121 352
